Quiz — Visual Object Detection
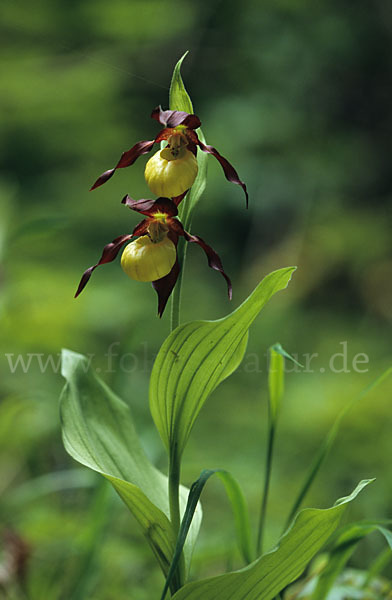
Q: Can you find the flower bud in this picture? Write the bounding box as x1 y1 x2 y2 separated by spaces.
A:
144 148 198 197
121 235 176 282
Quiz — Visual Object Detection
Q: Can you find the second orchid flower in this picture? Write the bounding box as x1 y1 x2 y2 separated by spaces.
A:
75 196 232 317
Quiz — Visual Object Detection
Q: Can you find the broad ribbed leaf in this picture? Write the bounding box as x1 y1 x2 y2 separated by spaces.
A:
60 350 201 580
150 267 296 456
171 480 373 600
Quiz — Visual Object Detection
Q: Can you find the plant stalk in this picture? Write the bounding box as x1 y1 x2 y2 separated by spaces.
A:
170 236 187 332
169 444 181 534
168 443 185 591
256 423 276 556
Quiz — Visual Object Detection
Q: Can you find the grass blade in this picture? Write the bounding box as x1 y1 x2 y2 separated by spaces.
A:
161 468 252 600
284 367 392 529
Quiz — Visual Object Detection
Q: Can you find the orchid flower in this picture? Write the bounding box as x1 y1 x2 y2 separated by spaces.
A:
90 107 248 207
75 197 232 317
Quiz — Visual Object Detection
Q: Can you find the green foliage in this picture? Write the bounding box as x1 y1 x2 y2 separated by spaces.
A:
169 51 193 115
287 568 392 599
168 52 209 329
150 267 296 457
1 3 392 598
257 344 300 555
267 343 301 424
171 480 373 600
162 468 253 600
284 367 392 530
59 349 201 583
168 52 206 230
311 520 392 600
268 346 284 423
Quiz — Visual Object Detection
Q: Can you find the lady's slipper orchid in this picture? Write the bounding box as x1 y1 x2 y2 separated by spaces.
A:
121 234 177 282
90 107 248 207
144 144 198 198
75 197 232 317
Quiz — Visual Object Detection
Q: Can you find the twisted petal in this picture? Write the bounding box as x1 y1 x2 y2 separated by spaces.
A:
184 232 232 299
90 141 155 190
151 106 201 129
122 195 179 217
74 233 133 297
152 258 180 317
197 140 248 208
163 220 232 300
90 129 173 191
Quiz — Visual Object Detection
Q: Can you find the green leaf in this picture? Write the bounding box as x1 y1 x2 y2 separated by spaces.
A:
179 128 208 231
257 344 299 555
168 52 209 330
150 267 296 457
268 344 302 423
161 468 253 600
270 343 304 368
169 51 193 114
268 347 284 423
169 52 208 231
312 519 392 600
171 480 373 600
59 350 201 583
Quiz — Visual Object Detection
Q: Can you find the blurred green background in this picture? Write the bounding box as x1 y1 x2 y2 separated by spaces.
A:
0 0 391 597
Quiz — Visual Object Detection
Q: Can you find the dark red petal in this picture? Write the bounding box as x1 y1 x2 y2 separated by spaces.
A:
182 114 202 129
74 234 132 297
185 133 198 156
132 219 149 237
152 259 180 317
155 128 174 143
184 232 232 300
122 195 178 217
90 140 156 191
197 140 249 208
168 218 186 238
151 106 201 129
186 130 199 145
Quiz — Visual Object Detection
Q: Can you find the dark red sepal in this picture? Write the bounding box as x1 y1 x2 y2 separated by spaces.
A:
152 259 180 317
184 232 232 300
151 106 201 130
90 140 156 191
122 195 178 217
74 234 133 298
122 196 156 214
197 140 249 208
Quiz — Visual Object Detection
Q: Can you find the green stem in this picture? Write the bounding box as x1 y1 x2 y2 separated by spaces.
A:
170 237 187 332
256 423 276 556
168 444 185 591
363 547 392 588
169 445 181 534
170 187 193 332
